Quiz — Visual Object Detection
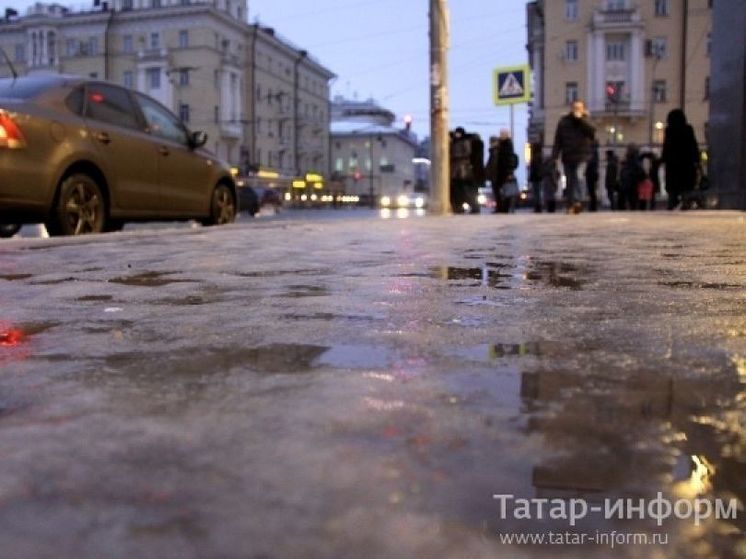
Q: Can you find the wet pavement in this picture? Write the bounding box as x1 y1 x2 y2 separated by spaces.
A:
0 211 745 558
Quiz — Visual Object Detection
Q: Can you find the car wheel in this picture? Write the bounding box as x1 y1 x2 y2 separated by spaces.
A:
49 174 106 236
0 224 21 238
203 184 236 226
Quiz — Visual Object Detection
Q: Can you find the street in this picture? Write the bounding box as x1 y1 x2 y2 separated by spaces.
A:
0 211 745 558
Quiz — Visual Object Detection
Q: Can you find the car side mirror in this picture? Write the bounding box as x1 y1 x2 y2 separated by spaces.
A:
189 131 208 149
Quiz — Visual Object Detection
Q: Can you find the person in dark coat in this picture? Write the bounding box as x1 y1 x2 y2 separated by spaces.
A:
604 150 619 210
529 142 544 212
541 156 558 213
551 100 596 214
619 144 645 211
661 109 700 210
585 140 600 212
486 130 518 213
449 127 484 214
639 152 662 210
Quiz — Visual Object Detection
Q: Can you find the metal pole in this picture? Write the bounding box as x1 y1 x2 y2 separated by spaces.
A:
510 104 515 141
429 0 450 215
369 134 375 208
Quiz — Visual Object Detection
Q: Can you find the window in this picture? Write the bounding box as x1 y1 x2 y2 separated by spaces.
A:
88 37 99 56
65 87 84 115
179 103 190 123
178 30 188 48
606 40 626 61
653 80 666 102
136 93 189 145
66 39 77 57
179 68 189 86
651 37 667 58
214 69 220 88
123 70 134 89
335 157 344 172
565 82 578 104
654 0 668 16
152 0 161 7
85 84 139 130
150 32 160 50
121 0 133 9
704 76 710 100
606 0 626 10
565 0 578 20
146 67 161 89
707 32 711 56
14 44 24 63
123 35 133 53
565 40 578 62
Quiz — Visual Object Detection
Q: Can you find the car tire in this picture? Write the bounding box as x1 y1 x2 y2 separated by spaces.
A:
48 174 106 236
202 184 236 226
0 224 21 238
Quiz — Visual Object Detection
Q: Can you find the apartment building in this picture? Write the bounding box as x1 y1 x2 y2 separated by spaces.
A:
330 96 417 202
0 0 334 178
527 0 712 152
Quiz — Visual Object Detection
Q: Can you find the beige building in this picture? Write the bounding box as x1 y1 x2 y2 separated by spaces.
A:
0 0 334 179
527 0 712 151
330 97 417 203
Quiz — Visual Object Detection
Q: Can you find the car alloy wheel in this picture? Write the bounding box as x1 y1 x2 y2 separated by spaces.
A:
0 224 21 238
209 184 236 226
56 174 106 235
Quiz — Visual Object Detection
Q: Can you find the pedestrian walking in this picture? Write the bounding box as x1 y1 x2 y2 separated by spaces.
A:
551 100 596 214
449 127 485 214
486 129 518 213
661 109 700 210
529 143 544 213
541 156 559 213
619 144 645 211
604 150 619 210
640 152 662 210
585 140 600 212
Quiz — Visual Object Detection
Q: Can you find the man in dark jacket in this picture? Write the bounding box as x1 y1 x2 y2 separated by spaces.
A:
661 109 699 210
604 150 619 210
551 100 596 214
486 130 518 213
450 127 485 214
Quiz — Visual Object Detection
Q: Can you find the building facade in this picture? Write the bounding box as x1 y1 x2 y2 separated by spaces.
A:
527 0 712 152
0 0 334 179
330 97 417 203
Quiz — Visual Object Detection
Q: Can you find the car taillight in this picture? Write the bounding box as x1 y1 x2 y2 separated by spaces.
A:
0 110 27 149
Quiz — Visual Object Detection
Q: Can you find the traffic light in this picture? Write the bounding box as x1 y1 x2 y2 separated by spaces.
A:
353 170 362 182
606 83 619 104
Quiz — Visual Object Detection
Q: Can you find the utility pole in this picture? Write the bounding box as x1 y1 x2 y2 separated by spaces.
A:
429 0 450 215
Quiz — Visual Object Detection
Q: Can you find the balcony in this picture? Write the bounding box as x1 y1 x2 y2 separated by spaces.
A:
220 120 243 140
589 100 647 118
138 47 168 61
592 8 642 30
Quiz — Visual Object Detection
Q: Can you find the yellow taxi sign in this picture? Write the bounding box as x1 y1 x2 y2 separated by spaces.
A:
258 169 280 179
305 173 323 183
292 180 306 189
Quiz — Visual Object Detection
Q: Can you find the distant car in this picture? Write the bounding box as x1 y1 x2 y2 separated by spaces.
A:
0 75 237 235
380 193 428 210
253 186 282 210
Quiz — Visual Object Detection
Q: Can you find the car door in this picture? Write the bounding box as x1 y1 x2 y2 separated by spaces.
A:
82 83 159 213
134 93 213 215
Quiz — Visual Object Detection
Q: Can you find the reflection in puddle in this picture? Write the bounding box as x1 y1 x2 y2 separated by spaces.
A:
658 281 743 290
0 274 33 281
455 342 563 362
429 261 588 290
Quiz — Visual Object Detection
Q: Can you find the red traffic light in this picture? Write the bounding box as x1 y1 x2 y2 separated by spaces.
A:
353 171 362 182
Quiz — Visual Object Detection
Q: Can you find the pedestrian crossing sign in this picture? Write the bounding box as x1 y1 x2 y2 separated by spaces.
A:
493 65 531 105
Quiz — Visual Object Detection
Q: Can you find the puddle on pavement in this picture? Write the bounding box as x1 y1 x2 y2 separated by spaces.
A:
282 312 383 322
658 280 743 290
316 344 392 369
76 295 114 302
0 274 33 281
454 341 565 362
0 321 57 349
429 260 588 290
109 271 198 287
152 295 217 306
31 277 80 285
232 268 331 278
278 285 330 298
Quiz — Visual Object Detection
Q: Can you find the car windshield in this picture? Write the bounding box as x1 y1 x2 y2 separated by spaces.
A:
0 77 61 99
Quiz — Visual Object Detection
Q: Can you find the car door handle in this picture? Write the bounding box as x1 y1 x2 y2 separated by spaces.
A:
158 146 170 156
95 132 111 145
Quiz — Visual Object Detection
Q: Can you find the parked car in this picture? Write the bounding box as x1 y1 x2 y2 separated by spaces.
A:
0 75 237 235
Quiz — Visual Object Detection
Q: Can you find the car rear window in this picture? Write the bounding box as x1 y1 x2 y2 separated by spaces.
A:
0 77 60 99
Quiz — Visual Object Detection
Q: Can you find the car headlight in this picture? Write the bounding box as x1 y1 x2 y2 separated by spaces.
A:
477 194 486 205
380 196 391 208
414 196 425 209
397 195 410 207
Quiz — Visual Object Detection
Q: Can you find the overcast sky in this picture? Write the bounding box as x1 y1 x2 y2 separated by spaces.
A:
9 0 530 167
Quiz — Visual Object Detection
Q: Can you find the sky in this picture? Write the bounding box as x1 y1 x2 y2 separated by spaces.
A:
10 0 530 175
251 0 530 157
